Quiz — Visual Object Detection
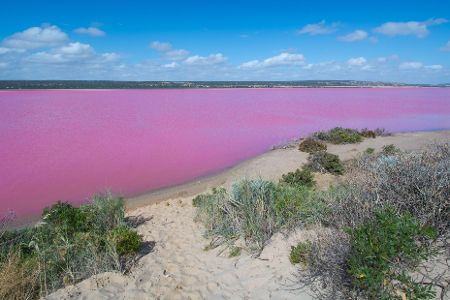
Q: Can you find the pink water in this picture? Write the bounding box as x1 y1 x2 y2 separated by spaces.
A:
1 88 449 218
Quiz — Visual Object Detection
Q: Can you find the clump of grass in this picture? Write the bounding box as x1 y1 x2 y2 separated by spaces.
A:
298 138 327 153
280 166 316 188
306 151 344 175
312 127 363 144
381 143 401 155
289 241 312 265
229 246 241 257
0 192 143 299
364 147 375 154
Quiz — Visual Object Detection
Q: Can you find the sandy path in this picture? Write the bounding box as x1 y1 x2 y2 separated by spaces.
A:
45 130 450 300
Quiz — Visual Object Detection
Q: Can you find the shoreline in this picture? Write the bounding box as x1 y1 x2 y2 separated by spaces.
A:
125 129 450 213
45 129 450 299
7 129 450 229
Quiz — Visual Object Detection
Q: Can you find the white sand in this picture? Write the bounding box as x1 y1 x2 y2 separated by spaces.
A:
45 130 450 300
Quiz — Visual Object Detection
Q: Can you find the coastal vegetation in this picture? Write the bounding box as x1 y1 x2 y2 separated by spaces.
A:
194 140 449 299
0 192 143 299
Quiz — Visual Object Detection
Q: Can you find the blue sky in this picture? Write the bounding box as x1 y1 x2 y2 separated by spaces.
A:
0 0 449 83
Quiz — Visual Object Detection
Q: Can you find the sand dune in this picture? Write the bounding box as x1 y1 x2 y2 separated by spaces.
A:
45 130 450 300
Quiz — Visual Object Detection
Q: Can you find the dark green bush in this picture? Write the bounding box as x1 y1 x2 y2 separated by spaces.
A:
280 166 316 188
313 127 363 144
298 138 327 153
346 208 437 300
228 246 241 257
307 151 344 175
359 128 376 138
289 241 312 265
42 202 87 235
108 226 142 256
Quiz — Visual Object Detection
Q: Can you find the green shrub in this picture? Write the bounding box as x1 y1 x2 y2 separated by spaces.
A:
280 166 316 188
0 193 140 299
108 226 142 256
289 241 312 265
313 127 363 144
346 208 437 300
359 128 376 138
381 144 401 155
298 138 327 153
229 246 241 257
364 147 375 154
307 151 344 175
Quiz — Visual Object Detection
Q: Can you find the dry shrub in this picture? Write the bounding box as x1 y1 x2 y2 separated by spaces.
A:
0 253 40 300
298 138 327 153
340 143 450 236
294 228 353 300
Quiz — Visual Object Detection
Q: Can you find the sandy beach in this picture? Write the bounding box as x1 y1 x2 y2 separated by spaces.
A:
45 130 450 300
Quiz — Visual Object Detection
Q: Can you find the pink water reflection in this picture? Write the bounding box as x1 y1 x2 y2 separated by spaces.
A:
1 88 449 217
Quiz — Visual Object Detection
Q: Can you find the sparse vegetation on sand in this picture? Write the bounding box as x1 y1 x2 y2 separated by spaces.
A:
298 138 327 153
311 127 388 144
194 140 449 299
0 192 143 299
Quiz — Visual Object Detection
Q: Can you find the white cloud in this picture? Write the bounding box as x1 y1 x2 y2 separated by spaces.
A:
0 47 25 55
184 53 227 65
150 41 189 60
441 40 450 51
338 30 368 42
0 62 8 69
347 57 367 66
26 42 119 65
164 49 189 61
374 18 448 38
150 41 172 52
163 62 178 68
297 20 339 35
239 52 305 69
424 64 443 70
399 61 423 69
74 27 105 37
2 25 68 49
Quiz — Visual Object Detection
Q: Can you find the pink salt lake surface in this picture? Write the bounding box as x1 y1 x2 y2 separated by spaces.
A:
1 88 450 219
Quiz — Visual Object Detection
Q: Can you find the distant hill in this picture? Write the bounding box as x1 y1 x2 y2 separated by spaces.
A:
0 80 447 89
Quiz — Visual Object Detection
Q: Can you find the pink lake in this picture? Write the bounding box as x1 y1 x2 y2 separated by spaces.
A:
1 88 450 219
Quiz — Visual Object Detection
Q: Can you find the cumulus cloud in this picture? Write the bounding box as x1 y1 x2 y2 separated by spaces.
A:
239 52 305 69
163 62 178 68
74 27 105 37
399 61 423 69
425 64 442 70
164 49 189 61
374 18 448 38
150 41 189 60
26 42 119 65
184 53 227 65
150 41 172 51
347 57 367 66
2 25 68 49
297 20 339 35
338 30 368 42
0 47 25 55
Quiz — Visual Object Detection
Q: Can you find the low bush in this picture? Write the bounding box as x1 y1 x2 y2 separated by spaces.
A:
381 144 401 155
0 192 142 299
298 138 327 153
108 226 142 256
312 127 363 144
229 246 241 257
289 241 311 265
346 208 437 300
280 166 316 188
364 147 375 154
306 151 344 175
